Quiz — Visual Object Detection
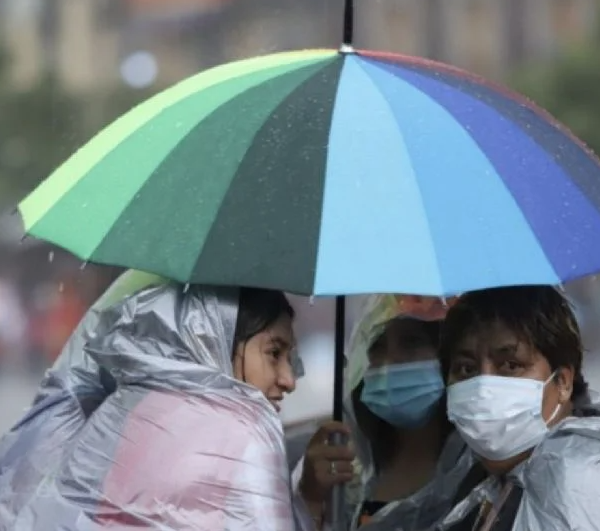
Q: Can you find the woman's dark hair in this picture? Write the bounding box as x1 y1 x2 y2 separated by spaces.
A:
440 285 587 399
352 317 450 471
232 287 295 354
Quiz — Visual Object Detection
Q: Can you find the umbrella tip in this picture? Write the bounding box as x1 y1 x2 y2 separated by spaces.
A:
183 283 190 293
79 261 88 271
339 43 356 55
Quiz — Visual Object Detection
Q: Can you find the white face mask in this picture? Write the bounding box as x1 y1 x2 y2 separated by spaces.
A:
447 374 561 461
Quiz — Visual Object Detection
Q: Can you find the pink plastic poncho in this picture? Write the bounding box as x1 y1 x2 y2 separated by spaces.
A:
0 276 312 530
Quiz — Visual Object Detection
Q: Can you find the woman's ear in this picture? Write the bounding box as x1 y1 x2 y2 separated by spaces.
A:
556 366 574 404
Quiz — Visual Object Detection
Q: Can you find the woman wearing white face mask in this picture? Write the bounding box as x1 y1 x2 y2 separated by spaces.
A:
437 285 600 531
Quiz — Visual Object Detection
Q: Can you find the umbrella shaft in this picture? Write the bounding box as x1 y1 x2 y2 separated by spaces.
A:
333 296 345 420
343 0 354 45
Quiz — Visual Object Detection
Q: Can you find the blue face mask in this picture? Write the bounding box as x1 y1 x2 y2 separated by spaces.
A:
360 360 445 429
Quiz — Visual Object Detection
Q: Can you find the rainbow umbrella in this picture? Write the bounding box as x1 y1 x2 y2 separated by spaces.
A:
18 47 600 296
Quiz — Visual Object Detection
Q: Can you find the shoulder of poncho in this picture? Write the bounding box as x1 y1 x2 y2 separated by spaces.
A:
514 421 600 528
526 418 600 488
207 390 279 424
148 387 282 444
536 416 600 453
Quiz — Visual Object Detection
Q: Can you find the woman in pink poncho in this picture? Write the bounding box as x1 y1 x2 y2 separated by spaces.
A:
0 281 313 531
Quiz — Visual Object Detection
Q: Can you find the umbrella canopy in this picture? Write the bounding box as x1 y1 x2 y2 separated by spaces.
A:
18 49 600 297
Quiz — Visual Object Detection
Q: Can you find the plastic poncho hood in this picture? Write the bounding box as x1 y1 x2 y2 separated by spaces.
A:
0 272 308 530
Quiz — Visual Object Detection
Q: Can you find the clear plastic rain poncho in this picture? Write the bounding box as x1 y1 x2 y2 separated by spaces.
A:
434 391 600 531
292 294 474 530
0 271 311 530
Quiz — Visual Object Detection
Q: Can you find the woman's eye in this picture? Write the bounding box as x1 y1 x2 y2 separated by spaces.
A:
501 360 523 372
452 362 476 379
267 349 281 360
459 365 475 377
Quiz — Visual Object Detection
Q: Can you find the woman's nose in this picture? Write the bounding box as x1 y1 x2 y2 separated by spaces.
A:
479 358 496 376
278 364 296 393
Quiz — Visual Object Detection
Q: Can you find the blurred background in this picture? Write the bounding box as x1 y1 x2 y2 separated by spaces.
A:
1 0 600 465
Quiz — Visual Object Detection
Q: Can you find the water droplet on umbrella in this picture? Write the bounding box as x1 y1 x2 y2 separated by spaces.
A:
309 296 315 306
80 261 88 270
48 251 54 263
58 282 64 293
440 296 447 307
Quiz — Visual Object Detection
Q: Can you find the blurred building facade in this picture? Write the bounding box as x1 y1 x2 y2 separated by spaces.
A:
0 0 597 95
359 0 598 77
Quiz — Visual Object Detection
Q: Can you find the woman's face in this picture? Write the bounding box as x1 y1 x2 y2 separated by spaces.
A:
447 319 574 472
368 319 437 369
233 313 296 412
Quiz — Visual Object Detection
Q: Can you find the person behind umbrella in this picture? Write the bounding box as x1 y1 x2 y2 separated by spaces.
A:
295 295 473 530
437 285 600 531
0 278 313 531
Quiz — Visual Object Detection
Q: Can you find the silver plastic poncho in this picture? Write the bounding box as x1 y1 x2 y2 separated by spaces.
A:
0 272 311 530
292 294 473 531
435 393 600 531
